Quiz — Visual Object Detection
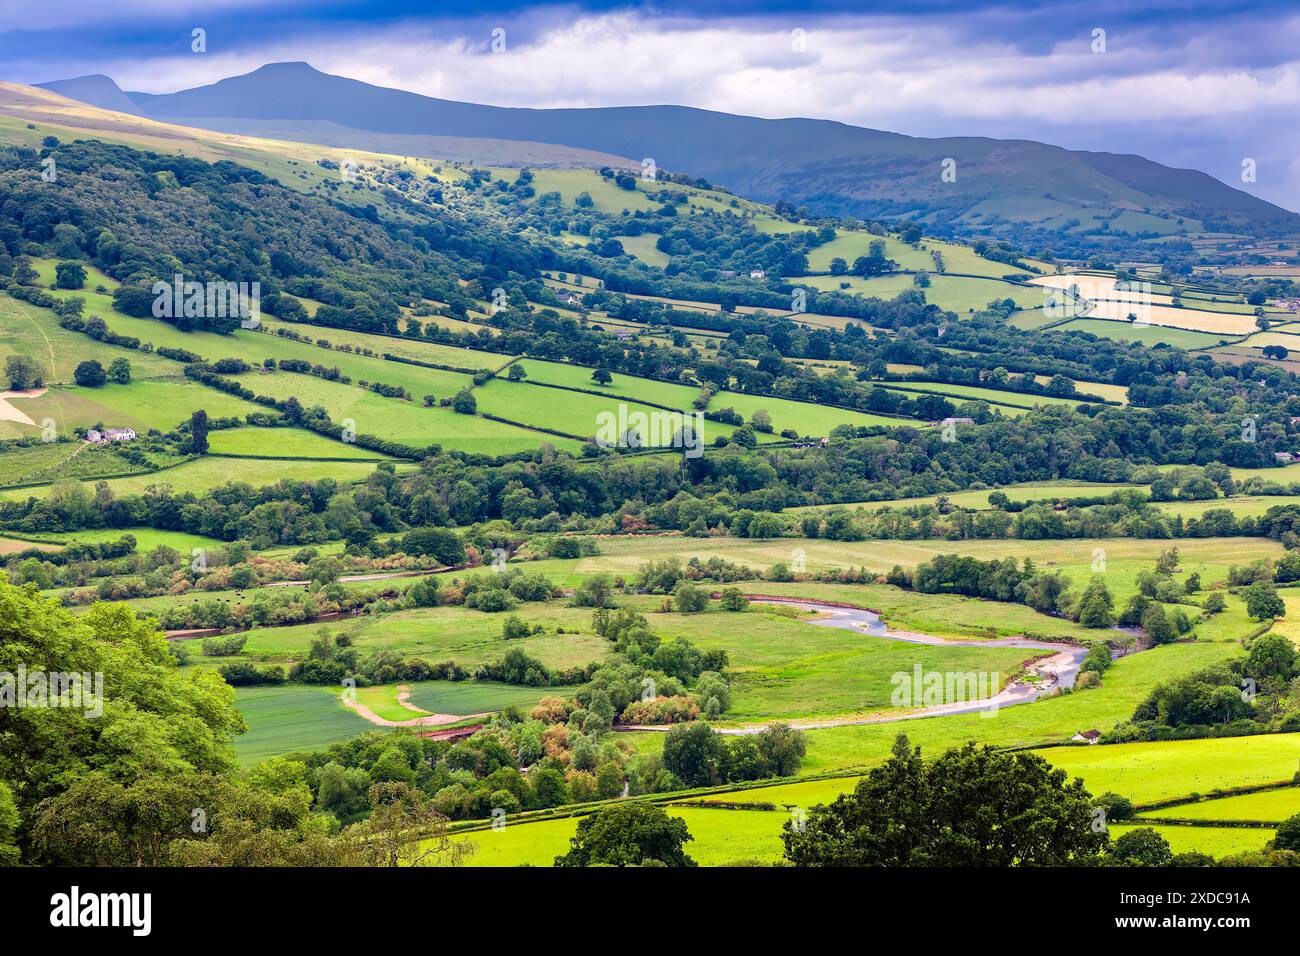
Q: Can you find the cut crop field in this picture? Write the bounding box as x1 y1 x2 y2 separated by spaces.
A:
364 680 568 721
231 683 378 765
879 381 1092 411
784 480 1145 513
528 534 1279 606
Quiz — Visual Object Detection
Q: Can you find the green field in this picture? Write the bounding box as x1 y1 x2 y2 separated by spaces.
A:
510 359 701 409
1055 318 1230 350
703 389 918 436
220 602 610 672
0 294 176 389
1107 823 1273 857
232 683 377 764
451 806 788 867
472 377 715 445
0 455 396 502
637 601 1038 721
803 232 1052 279
207 426 395 460
1138 786 1300 823
881 380 1092 411
795 273 1044 313
3 377 265 438
35 527 228 554
1039 735 1300 804
369 680 569 721
0 441 152 487
231 371 581 454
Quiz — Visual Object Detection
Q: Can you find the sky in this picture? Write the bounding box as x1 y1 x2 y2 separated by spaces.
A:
2 0 1298 211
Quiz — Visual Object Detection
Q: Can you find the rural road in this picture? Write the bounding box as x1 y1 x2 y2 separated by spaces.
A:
618 596 1100 736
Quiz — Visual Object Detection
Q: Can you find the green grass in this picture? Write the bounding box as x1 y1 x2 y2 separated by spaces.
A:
611 234 670 268
1107 823 1273 857
795 274 1043 313
360 680 572 720
510 359 701 409
35 527 228 554
682 775 860 809
803 233 1050 279
261 317 511 371
630 600 1034 722
1055 318 1229 350
224 602 610 673
450 806 788 867
231 371 581 454
0 441 149 487
0 455 396 501
1138 787 1300 823
3 378 265 439
206 427 395 460
777 640 1240 776
1040 735 1300 804
703 389 919 437
0 294 176 389
473 377 707 445
232 683 379 764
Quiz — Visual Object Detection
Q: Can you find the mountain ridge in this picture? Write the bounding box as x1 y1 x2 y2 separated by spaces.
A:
38 62 1299 240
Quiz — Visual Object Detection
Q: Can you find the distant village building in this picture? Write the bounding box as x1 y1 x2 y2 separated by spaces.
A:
938 417 976 427
1275 452 1296 464
556 291 582 306
1277 298 1300 312
749 269 767 279
1071 729 1102 744
85 427 136 444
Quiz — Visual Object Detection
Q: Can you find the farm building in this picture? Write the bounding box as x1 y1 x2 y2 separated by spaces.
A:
85 427 137 444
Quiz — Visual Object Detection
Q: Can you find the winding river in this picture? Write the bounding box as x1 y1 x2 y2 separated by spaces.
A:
619 596 1106 736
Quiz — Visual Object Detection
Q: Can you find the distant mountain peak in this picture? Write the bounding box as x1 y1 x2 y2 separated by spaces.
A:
36 73 137 114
